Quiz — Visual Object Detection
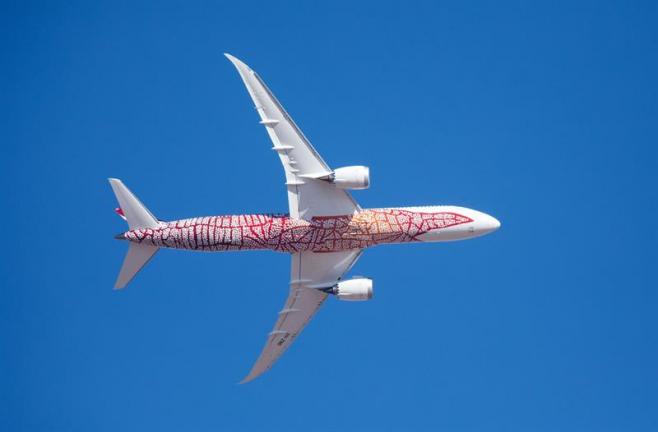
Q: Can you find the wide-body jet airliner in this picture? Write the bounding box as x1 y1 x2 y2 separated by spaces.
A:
110 54 500 383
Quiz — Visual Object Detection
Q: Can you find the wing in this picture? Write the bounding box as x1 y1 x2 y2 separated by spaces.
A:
225 54 360 220
241 249 363 383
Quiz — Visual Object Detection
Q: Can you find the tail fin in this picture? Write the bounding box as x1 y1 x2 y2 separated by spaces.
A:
108 178 161 289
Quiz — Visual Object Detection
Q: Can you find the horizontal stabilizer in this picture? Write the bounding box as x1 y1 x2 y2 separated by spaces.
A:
109 178 161 289
108 178 159 230
115 242 159 289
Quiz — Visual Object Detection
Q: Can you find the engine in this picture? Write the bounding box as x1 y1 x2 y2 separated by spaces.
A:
331 166 370 190
324 277 373 301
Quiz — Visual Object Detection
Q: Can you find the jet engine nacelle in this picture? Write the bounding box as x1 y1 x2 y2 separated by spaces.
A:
332 166 370 190
329 277 373 301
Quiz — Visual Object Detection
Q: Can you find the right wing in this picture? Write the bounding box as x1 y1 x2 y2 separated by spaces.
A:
241 249 363 383
225 54 360 220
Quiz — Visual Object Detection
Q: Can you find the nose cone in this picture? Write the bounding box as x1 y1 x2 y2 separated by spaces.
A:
475 213 501 235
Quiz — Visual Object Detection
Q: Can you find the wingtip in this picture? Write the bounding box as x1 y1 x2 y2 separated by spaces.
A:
114 273 128 289
239 374 254 385
224 52 240 64
224 53 251 72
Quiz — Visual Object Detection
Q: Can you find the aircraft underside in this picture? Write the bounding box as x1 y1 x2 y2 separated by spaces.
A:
109 54 500 382
122 208 476 253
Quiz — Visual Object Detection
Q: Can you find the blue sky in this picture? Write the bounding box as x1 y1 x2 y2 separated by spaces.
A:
2 1 657 430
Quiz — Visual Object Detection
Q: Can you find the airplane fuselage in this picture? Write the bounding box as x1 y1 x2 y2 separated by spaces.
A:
122 206 500 253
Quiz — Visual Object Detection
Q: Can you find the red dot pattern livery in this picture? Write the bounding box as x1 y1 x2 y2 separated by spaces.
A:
124 209 473 253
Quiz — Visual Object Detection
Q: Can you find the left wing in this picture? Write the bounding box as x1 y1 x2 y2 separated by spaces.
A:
225 53 360 220
241 249 362 383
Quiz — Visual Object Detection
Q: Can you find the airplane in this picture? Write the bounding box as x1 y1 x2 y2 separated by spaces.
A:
109 53 501 383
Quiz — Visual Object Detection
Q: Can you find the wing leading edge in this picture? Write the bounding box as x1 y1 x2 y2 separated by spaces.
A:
225 53 360 220
241 249 363 383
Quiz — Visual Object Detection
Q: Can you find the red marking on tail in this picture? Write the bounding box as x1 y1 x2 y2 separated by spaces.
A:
115 207 127 221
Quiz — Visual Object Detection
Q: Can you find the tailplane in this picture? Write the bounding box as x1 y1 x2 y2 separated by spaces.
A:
108 178 161 289
108 178 159 230
114 243 159 289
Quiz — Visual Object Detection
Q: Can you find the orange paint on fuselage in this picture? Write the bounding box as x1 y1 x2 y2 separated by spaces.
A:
124 208 473 253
